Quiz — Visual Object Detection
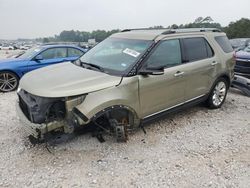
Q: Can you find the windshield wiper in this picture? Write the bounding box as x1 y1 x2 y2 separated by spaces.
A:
79 60 105 72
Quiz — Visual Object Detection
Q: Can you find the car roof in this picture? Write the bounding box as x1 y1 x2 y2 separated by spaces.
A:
41 44 84 51
111 28 224 41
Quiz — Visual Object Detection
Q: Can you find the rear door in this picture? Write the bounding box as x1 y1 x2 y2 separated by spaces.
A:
139 39 187 118
181 37 217 100
28 47 67 71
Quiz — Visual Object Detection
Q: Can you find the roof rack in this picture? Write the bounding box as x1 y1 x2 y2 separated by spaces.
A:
121 28 221 34
171 28 221 33
121 28 170 32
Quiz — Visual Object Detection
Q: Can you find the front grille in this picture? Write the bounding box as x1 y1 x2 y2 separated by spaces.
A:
236 60 250 67
19 95 31 121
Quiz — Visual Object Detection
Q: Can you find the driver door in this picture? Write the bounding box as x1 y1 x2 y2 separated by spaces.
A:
139 39 187 118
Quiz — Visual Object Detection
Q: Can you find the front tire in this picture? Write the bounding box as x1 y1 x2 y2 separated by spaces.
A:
207 78 228 109
0 71 19 92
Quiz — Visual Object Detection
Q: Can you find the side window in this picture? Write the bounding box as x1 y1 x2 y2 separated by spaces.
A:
68 48 84 57
40 48 67 60
183 38 211 62
206 41 214 58
145 39 182 69
215 36 233 53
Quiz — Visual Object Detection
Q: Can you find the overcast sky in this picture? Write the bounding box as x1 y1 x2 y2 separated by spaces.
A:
0 0 249 39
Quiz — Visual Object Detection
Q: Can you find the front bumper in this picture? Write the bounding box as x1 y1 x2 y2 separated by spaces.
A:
232 75 250 96
235 59 250 78
16 101 66 139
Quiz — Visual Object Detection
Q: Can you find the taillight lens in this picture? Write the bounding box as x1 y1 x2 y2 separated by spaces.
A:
233 51 236 65
233 51 236 60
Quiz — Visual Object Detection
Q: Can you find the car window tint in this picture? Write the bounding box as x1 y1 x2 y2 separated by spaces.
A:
146 39 182 69
183 38 209 62
206 41 214 58
215 36 233 53
40 48 67 59
68 48 83 57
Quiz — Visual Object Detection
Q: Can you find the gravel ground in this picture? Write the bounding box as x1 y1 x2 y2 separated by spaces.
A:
0 51 250 188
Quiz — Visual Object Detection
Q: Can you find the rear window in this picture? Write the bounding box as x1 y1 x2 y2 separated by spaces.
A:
215 36 233 53
182 37 214 62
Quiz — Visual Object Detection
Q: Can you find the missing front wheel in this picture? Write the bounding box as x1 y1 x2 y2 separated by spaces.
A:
110 119 128 142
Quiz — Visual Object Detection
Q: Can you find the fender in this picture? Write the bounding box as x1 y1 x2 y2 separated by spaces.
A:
74 76 141 123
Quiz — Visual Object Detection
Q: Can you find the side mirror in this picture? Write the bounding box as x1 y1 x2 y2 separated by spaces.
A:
139 69 164 76
35 55 43 61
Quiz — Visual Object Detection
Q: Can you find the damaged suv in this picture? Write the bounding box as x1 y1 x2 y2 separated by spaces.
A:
17 28 235 142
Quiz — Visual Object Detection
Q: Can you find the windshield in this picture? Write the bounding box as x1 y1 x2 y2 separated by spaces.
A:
80 37 152 75
19 46 43 59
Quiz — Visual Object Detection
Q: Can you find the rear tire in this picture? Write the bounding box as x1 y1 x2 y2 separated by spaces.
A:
207 78 228 109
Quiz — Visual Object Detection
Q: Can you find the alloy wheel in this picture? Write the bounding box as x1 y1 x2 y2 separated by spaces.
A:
0 72 18 92
212 81 226 106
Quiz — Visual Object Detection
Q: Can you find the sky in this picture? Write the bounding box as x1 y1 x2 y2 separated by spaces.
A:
0 0 249 39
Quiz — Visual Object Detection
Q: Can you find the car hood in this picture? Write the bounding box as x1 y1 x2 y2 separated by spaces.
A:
236 50 250 59
19 62 122 98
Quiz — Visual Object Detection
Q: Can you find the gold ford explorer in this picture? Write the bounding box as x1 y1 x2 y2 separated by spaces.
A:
16 28 235 142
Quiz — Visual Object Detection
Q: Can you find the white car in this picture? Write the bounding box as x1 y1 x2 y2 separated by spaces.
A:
19 45 31 50
0 45 14 50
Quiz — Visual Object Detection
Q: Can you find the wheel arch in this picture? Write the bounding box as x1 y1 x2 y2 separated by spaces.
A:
75 101 141 128
0 69 20 79
217 73 231 88
92 104 140 129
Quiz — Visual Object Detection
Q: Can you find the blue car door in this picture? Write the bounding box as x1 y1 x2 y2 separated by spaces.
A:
28 47 68 72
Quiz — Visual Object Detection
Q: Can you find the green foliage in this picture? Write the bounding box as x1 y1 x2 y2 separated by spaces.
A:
41 18 250 42
57 29 120 42
149 26 164 29
223 18 250 39
43 37 50 43
181 22 222 29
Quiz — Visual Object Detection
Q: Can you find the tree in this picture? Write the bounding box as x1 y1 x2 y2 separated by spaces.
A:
38 17 250 42
59 30 78 42
43 38 50 43
149 25 164 29
183 22 222 29
194 17 203 23
171 24 178 29
166 16 222 30
56 29 119 42
223 18 250 39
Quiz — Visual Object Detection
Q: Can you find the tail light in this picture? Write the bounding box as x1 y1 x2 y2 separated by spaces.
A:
232 51 236 65
233 51 236 59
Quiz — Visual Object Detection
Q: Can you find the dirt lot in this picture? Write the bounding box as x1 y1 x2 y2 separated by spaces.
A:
0 51 249 188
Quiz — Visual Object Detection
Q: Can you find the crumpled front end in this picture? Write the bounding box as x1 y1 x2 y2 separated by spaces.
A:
16 89 88 142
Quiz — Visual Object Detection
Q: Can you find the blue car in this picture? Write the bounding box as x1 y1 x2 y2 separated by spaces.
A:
0 45 86 92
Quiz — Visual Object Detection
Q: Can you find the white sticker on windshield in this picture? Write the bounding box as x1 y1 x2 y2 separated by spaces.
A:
123 48 140 58
34 49 41 52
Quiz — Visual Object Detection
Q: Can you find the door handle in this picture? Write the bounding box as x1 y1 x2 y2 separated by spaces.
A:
174 71 184 77
211 61 218 66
